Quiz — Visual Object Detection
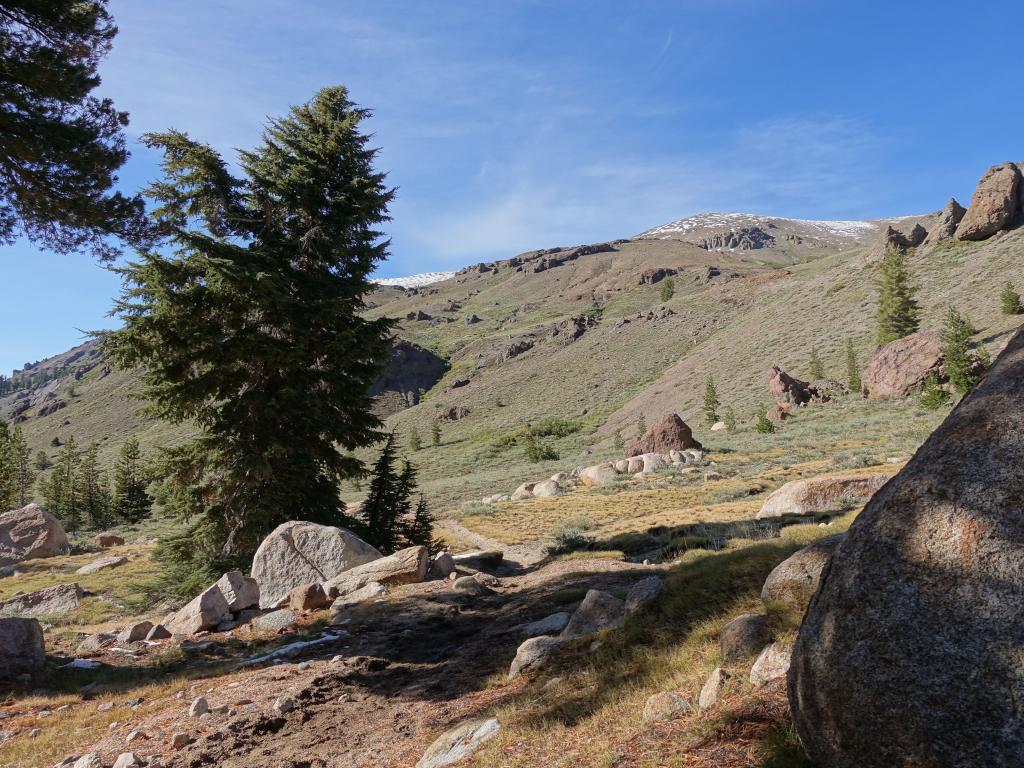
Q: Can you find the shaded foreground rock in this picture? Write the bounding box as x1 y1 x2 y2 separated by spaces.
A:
416 717 500 768
757 473 888 518
720 614 769 662
509 635 562 679
251 521 382 608
790 325 1024 768
560 589 624 639
761 535 844 606
861 330 942 398
0 617 45 677
0 504 68 565
625 413 700 457
642 691 692 723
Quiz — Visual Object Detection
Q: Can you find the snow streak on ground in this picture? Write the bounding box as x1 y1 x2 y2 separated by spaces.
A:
375 271 457 288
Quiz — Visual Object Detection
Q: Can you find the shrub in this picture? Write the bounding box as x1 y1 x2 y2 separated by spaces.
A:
755 406 776 434
723 405 737 432
919 374 951 409
457 501 497 518
1001 281 1023 315
529 417 582 438
547 525 592 555
523 432 558 463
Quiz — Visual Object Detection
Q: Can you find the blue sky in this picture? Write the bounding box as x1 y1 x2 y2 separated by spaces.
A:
2 0 1022 373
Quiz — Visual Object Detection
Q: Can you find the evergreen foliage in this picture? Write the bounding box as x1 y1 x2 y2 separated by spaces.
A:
723 405 737 432
78 442 111 529
939 306 984 394
403 495 438 554
34 451 51 471
409 427 422 452
41 436 80 531
808 346 824 379
919 374 951 409
1001 281 1023 315
104 87 395 565
0 0 147 259
703 375 720 426
612 428 623 452
874 246 920 344
636 414 646 437
111 437 152 523
845 337 862 393
356 434 431 554
431 420 442 447
755 407 776 435
660 277 675 303
523 431 558 463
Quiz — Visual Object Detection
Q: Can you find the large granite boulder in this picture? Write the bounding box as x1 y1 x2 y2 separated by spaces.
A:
790 325 1024 767
924 197 967 244
0 583 83 618
322 546 428 599
578 463 619 487
955 162 1022 241
861 330 944 398
720 613 769 662
761 535 844 606
509 635 562 679
625 413 700 458
251 521 382 608
0 617 45 678
768 366 817 405
757 473 889 519
0 504 68 565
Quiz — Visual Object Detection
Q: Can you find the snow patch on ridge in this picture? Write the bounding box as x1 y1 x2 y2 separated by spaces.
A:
375 271 456 288
637 212 881 240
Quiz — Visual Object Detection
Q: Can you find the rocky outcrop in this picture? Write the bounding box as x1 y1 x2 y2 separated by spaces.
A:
761 535 844 606
0 617 45 678
638 267 678 285
322 546 428 599
0 582 82 618
924 198 967 244
955 162 1022 241
95 533 124 548
416 717 500 768
861 330 943 398
882 223 927 250
251 521 382 608
370 340 449 416
757 473 889 519
0 504 68 565
790 325 1024 768
768 366 829 405
625 413 701 457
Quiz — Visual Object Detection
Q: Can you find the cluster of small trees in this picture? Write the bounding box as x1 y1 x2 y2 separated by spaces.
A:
0 422 33 510
407 420 443 452
39 437 152 532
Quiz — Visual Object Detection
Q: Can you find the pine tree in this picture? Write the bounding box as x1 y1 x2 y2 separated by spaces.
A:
636 414 646 437
0 421 13 509
34 451 51 471
808 346 824 379
723 405 737 432
919 374 951 409
431 420 442 447
357 435 417 554
77 442 110 529
0 1 146 260
408 427 422 452
104 87 395 565
660 277 675 303
940 306 983 394
402 495 437 552
845 338 862 394
1001 281 1023 315
755 406 776 435
43 437 81 531
8 426 33 507
703 375 720 426
612 428 624 452
111 437 152 523
875 246 920 344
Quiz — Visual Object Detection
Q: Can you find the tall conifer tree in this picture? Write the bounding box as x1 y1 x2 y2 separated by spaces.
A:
104 87 395 564
875 246 920 344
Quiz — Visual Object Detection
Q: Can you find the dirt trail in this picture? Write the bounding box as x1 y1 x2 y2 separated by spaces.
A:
437 518 548 567
82 557 665 768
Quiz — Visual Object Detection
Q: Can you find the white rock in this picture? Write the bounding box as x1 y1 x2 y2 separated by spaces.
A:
215 571 260 612
416 717 500 768
517 612 572 636
750 643 792 687
699 667 730 709
188 697 208 717
531 479 561 498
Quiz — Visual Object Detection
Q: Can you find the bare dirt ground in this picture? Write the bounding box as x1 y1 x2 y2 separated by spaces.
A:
69 557 666 768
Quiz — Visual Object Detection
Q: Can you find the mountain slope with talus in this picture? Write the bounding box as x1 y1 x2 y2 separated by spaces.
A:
4 193 1023 511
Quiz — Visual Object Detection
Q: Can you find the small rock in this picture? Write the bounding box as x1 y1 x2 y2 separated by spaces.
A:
288 582 331 612
720 614 770 662
452 575 493 595
416 717 500 768
252 609 297 633
698 668 730 709
212 704 229 715
117 621 154 644
274 696 295 713
624 576 663 615
188 696 208 717
750 642 792 687
72 755 101 768
145 624 172 641
517 612 571 637
113 753 141 768
297 662 310 672
171 732 193 749
509 636 562 679
642 691 692 723
125 729 147 742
